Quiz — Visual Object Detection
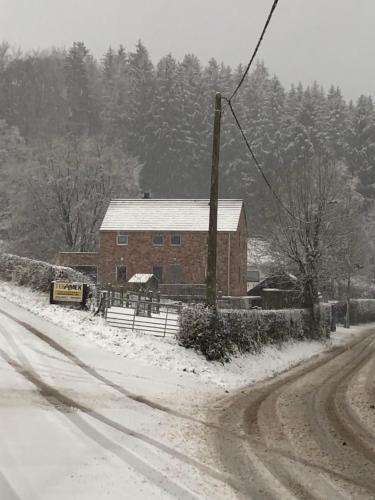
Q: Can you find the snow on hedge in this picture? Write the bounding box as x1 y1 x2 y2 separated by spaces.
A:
178 304 332 362
0 252 89 292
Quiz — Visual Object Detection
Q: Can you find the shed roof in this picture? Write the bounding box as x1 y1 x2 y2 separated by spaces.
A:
100 199 244 232
128 273 155 283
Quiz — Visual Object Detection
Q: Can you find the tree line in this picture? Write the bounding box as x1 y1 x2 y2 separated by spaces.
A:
0 40 374 277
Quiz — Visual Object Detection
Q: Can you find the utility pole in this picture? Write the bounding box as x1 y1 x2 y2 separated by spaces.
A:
206 92 222 307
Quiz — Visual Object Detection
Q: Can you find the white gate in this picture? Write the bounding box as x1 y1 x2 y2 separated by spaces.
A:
106 302 180 336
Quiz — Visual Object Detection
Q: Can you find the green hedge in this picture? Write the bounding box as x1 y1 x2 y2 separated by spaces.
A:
178 304 331 362
0 253 89 292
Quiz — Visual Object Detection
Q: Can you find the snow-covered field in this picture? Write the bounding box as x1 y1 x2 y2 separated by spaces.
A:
0 280 369 390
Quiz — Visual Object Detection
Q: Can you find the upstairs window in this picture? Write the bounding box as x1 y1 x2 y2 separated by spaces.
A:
116 232 128 246
171 234 181 246
152 234 164 246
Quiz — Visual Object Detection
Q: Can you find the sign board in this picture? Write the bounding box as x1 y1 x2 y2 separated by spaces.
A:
51 281 84 304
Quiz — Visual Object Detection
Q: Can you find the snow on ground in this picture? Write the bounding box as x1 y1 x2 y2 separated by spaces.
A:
0 280 370 390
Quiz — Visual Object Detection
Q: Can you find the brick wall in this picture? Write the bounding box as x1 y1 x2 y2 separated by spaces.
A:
98 231 212 288
228 208 247 296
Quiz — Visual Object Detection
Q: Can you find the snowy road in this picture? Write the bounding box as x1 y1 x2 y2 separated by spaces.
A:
2 294 375 500
208 325 375 499
0 298 235 500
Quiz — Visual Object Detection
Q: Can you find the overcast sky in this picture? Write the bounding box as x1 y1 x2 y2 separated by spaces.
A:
0 0 373 101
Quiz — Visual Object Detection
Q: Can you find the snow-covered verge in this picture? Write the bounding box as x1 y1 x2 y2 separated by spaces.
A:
0 280 370 390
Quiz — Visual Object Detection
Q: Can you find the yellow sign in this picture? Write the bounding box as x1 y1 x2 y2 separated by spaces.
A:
53 282 83 303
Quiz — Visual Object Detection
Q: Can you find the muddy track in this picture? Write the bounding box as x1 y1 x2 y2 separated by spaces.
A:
211 328 375 499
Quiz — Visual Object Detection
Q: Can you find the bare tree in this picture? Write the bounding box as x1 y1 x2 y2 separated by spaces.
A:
8 136 140 259
328 189 368 327
264 156 351 332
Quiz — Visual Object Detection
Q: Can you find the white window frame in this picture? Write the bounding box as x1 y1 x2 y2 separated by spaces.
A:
116 232 128 246
152 234 164 246
171 234 181 246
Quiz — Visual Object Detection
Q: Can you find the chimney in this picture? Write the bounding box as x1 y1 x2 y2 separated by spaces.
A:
143 192 150 199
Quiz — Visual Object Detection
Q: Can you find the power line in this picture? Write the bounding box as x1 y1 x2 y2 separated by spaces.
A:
225 98 310 224
223 0 309 223
228 0 280 102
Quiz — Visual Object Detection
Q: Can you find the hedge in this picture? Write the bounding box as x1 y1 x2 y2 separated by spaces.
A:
178 304 332 362
0 252 89 292
332 299 375 325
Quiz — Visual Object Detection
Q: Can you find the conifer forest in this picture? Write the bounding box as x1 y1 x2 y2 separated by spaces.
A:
0 41 374 262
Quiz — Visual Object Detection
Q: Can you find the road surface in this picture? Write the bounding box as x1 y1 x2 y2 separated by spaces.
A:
209 325 375 499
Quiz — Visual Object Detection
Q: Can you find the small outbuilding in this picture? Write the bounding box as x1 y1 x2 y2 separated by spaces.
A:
127 273 159 292
248 273 300 309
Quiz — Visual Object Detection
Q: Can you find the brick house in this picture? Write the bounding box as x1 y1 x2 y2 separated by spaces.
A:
58 198 248 296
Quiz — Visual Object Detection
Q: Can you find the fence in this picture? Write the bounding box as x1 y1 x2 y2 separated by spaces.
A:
96 287 182 337
159 283 206 302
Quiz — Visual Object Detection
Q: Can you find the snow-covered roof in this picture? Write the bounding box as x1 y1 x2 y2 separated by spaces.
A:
100 199 244 232
128 273 155 283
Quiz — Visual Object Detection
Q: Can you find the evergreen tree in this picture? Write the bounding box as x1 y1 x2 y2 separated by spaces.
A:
141 53 184 196
0 52 68 138
175 54 210 196
101 45 129 142
346 95 375 197
326 85 349 159
122 41 155 157
64 42 92 135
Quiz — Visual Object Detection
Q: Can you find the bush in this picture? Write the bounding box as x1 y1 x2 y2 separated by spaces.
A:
0 252 89 292
178 304 331 362
178 304 234 362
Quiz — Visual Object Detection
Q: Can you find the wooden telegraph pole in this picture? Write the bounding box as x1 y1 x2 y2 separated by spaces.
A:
206 92 222 307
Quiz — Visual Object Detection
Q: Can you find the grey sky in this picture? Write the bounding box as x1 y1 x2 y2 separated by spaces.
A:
0 0 374 101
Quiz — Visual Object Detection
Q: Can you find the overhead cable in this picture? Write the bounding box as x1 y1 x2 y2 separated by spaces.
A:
225 98 309 224
228 0 280 102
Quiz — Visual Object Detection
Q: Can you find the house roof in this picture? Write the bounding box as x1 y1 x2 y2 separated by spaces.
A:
100 199 244 232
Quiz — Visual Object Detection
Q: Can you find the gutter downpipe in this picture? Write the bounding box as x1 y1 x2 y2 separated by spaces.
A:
227 232 231 296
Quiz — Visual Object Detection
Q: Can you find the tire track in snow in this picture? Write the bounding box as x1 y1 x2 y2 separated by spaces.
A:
0 307 244 439
0 319 239 498
0 470 22 500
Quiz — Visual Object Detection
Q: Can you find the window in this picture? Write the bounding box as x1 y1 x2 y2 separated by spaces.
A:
171 234 181 246
152 234 164 246
116 265 127 284
247 269 260 282
116 232 128 245
153 265 163 283
166 264 182 284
